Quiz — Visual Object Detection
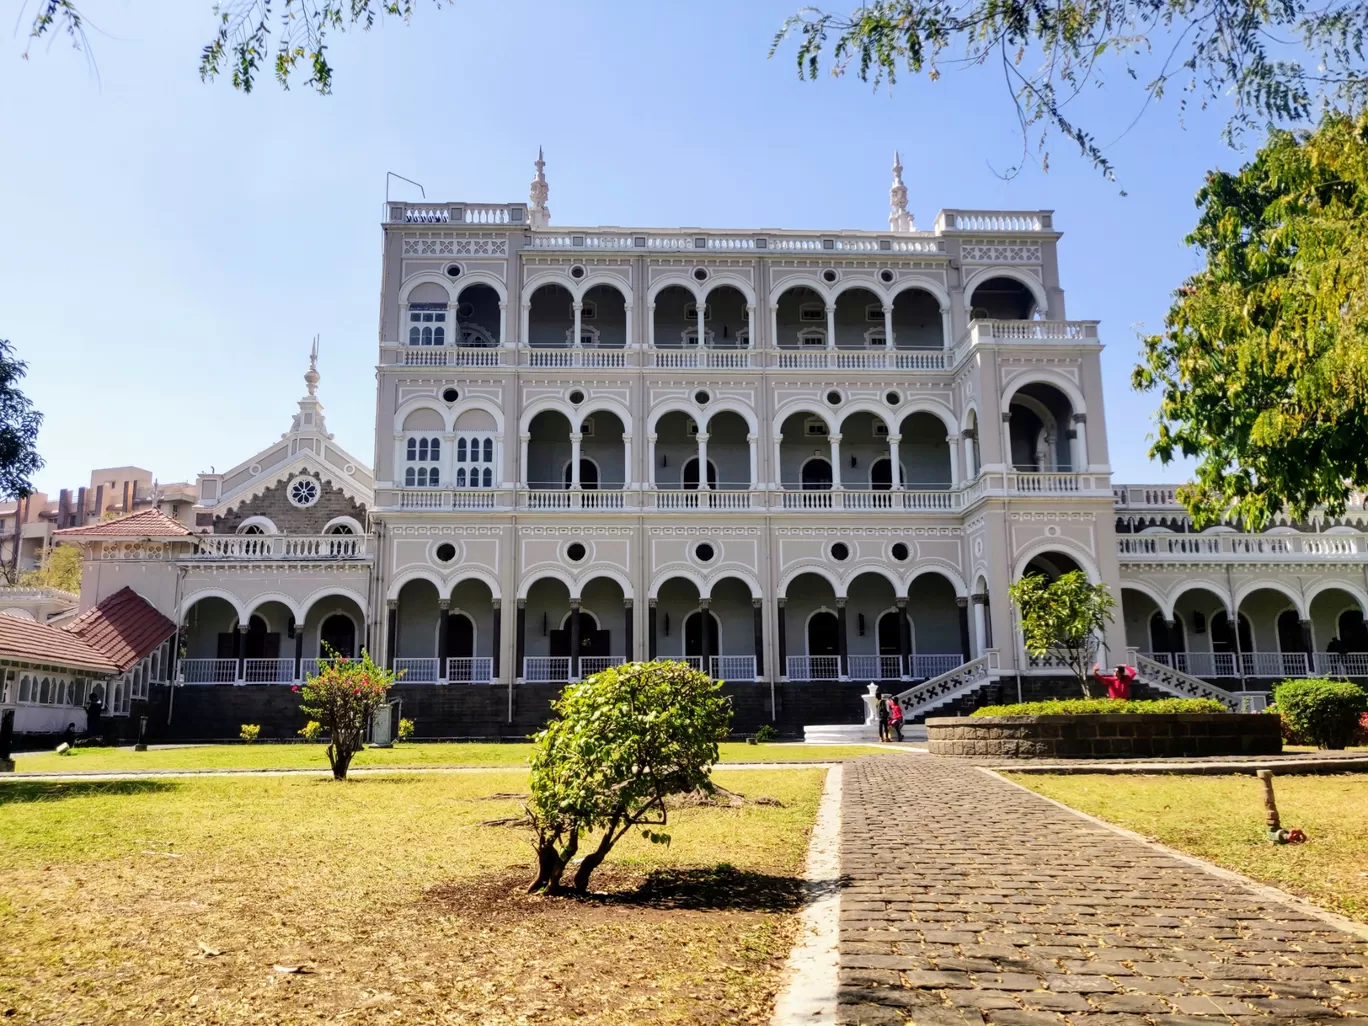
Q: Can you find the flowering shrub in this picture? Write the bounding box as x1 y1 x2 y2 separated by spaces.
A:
239 724 260 743
295 650 400 779
397 717 415 741
297 720 322 741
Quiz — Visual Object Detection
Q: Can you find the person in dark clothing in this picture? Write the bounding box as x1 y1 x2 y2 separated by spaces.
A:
85 687 104 741
876 696 891 742
61 722 77 747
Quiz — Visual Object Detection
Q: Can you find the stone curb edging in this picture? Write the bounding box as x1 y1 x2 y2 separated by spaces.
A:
770 764 843 1026
979 766 1368 944
987 756 1368 775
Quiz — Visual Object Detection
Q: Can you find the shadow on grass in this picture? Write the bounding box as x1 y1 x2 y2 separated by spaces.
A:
0 778 179 805
580 864 833 912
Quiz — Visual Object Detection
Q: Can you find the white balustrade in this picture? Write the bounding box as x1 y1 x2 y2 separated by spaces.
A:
580 491 626 510
399 490 450 510
394 658 440 683
242 658 296 683
650 348 754 369
401 205 450 224
579 656 626 676
909 654 964 678
847 654 902 680
941 210 1045 232
524 657 571 682
786 655 842 680
449 490 498 510
445 657 494 684
523 490 573 510
677 656 704 672
711 655 757 681
1313 651 1368 676
894 652 998 719
180 658 238 684
188 535 367 559
652 489 754 510
523 347 630 369
462 204 513 224
1117 532 1366 560
301 658 340 679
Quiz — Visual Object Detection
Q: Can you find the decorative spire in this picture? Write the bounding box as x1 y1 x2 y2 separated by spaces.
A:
889 150 914 232
304 336 320 396
529 146 550 228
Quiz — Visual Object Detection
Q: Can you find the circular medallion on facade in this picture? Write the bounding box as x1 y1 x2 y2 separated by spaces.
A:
694 542 715 563
445 263 462 278
821 268 839 284
565 542 587 562
891 542 909 562
442 387 460 403
568 389 585 406
249 463 262 476
435 542 457 563
826 389 843 406
830 542 850 562
693 389 710 405
692 267 709 282
570 264 586 279
287 477 321 508
885 390 901 406
879 269 895 284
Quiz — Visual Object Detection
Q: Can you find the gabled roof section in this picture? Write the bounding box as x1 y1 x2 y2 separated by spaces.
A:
54 507 193 539
195 346 373 515
0 613 119 673
64 587 177 672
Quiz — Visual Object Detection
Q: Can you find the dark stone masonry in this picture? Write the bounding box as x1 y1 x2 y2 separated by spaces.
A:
926 713 1283 760
838 755 1368 1025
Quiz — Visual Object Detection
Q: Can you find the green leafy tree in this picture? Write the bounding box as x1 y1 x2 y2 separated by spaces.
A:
1009 570 1116 697
772 0 1368 182
526 660 732 895
295 649 398 779
0 340 44 503
1136 112 1368 528
24 1 449 93
19 544 82 594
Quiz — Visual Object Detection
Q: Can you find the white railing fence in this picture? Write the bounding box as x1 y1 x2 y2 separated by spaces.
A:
242 658 296 683
710 655 757 681
787 655 842 680
579 656 627 676
847 654 903 680
394 658 440 683
179 658 238 684
524 657 571 682
445 657 495 683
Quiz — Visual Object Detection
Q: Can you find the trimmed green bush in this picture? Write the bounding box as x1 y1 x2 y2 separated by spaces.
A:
969 697 1227 717
1272 679 1368 749
754 723 778 743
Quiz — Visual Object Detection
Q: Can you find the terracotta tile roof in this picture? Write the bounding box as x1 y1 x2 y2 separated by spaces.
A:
54 507 192 538
64 587 177 672
0 612 119 673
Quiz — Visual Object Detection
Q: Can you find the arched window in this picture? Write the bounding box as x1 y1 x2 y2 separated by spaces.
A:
405 435 442 488
327 523 354 535
801 458 833 490
408 303 447 346
682 458 718 490
454 434 494 489
18 675 31 703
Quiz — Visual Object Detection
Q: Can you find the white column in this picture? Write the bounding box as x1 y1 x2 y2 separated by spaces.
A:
973 596 988 658
829 433 843 489
518 301 530 350
441 432 456 488
519 432 530 487
647 433 658 487
497 301 507 346
496 435 509 488
393 433 405 488
772 432 784 491
825 302 836 349
1072 414 1089 471
695 432 710 490
940 305 952 347
887 434 902 490
883 303 894 348
747 433 759 489
572 301 582 348
696 298 706 348
569 432 583 489
622 432 634 489
947 433 961 486
770 305 779 352
624 303 634 350
446 302 458 346
1001 411 1013 471
745 303 755 351
647 302 656 349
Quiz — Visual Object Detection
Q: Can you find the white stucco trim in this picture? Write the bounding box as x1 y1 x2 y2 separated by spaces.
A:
962 265 1048 317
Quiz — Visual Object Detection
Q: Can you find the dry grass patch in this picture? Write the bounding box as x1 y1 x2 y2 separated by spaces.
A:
12 741 886 775
1012 772 1368 921
0 768 823 1025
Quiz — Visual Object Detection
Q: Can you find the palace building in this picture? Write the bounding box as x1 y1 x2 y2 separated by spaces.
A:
21 154 1368 740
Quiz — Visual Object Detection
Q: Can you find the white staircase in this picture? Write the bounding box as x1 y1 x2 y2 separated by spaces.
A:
893 652 1000 721
1128 650 1240 710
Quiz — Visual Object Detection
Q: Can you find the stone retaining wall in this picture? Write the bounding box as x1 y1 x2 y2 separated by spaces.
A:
925 713 1282 759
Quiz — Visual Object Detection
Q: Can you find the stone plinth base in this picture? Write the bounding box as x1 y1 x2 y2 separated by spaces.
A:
0 757 14 773
926 713 1282 759
804 723 879 744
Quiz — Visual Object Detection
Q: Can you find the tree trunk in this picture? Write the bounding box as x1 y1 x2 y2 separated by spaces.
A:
572 817 623 892
528 827 577 893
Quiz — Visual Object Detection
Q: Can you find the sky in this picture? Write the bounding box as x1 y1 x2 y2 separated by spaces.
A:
0 0 1248 496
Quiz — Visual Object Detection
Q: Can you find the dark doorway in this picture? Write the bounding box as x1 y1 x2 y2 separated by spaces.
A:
563 460 599 489
870 458 892 491
450 614 474 658
1277 609 1306 654
1211 611 1253 654
684 610 720 657
807 611 839 678
550 611 609 658
801 458 833 490
1148 613 1186 654
319 614 356 658
682 458 718 490
877 610 909 656
239 615 279 659
1339 609 1368 651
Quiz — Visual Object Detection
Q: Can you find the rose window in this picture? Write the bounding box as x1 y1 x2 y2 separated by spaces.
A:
288 478 320 507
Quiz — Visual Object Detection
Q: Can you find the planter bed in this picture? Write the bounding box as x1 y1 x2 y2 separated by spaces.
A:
925 712 1282 759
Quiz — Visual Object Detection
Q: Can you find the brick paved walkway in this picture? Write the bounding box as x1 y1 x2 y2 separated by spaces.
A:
839 756 1368 1025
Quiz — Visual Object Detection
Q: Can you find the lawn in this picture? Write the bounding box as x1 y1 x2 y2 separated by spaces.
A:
11 741 890 775
0 767 825 1025
1013 772 1368 922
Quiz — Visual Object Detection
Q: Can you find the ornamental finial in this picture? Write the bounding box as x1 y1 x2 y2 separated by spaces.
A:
889 150 914 232
304 336 320 396
529 146 550 228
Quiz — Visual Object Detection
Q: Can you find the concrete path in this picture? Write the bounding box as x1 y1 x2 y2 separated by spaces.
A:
838 756 1368 1024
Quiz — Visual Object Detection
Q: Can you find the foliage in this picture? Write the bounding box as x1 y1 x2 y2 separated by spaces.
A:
239 723 260 743
971 697 1226 716
1009 571 1116 697
397 717 414 741
1272 678 1368 749
772 0 1368 184
296 649 398 779
526 660 732 894
754 723 778 743
25 1 449 94
18 544 82 594
0 340 44 503
297 720 322 741
1135 112 1368 528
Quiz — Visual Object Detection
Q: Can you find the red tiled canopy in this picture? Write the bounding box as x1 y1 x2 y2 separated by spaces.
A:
0 613 118 673
54 507 192 538
63 587 177 672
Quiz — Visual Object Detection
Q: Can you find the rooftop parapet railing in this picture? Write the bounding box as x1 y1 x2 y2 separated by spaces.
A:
1117 532 1368 559
935 209 1053 232
526 230 943 253
386 202 529 226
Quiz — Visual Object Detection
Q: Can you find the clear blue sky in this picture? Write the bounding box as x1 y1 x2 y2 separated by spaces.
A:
1 0 1243 495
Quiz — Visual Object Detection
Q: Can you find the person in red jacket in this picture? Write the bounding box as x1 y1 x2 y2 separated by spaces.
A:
1092 662 1136 700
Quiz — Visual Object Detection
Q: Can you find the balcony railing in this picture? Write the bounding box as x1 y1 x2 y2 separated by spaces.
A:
650 348 755 369
847 654 903 680
786 655 842 680
243 658 296 683
579 656 627 676
1118 533 1368 560
180 658 238 684
394 657 441 683
711 655 757 681
777 488 960 511
524 657 572 682
772 348 949 371
187 535 368 560
446 657 495 683
651 488 756 511
522 347 630 369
